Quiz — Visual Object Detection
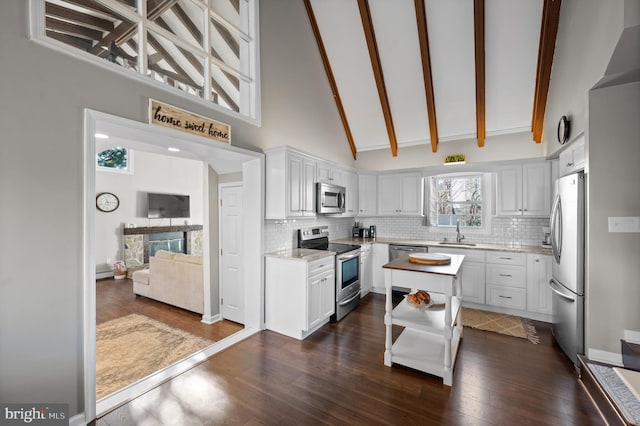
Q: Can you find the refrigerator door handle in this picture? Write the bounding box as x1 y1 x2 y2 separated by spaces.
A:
550 193 562 263
549 278 575 302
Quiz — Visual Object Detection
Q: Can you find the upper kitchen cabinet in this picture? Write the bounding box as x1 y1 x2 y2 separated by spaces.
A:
317 162 343 186
358 173 377 216
378 172 423 216
265 148 316 219
558 134 585 177
343 170 359 217
497 162 550 217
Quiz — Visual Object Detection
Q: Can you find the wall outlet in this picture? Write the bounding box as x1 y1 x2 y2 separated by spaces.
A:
106 258 112 266
608 217 640 233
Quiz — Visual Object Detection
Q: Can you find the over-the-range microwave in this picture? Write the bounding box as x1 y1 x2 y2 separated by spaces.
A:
316 182 346 214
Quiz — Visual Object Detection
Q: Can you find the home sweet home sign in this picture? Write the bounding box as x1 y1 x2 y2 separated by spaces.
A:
149 99 230 144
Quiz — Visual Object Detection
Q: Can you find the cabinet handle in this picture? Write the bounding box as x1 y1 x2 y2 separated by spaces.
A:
567 162 574 167
499 295 513 299
499 274 512 277
535 259 540 263
499 257 512 260
524 209 527 211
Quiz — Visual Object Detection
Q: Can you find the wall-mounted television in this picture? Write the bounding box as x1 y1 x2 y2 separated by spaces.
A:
147 193 190 219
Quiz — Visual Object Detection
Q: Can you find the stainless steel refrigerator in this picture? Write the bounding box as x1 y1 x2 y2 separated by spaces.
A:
549 171 585 366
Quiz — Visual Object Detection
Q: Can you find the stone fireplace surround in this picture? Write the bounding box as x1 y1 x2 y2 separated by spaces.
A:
123 225 203 275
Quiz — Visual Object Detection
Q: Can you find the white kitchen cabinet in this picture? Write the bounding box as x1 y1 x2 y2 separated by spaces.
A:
265 148 316 219
431 247 486 304
497 161 550 217
343 170 359 217
558 134 585 177
378 172 423 216
265 254 335 340
317 162 343 185
360 244 372 296
485 252 527 310
526 253 552 315
358 173 377 216
371 243 389 293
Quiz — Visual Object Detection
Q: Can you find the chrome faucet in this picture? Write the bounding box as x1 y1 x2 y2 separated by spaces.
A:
456 219 465 243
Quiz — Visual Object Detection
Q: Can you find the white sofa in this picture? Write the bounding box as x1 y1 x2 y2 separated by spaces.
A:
132 250 204 314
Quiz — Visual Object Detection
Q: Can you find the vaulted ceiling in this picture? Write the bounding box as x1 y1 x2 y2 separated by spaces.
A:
44 0 561 161
305 0 561 159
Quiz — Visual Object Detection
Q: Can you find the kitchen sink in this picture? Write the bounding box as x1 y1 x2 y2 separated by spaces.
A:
438 241 477 246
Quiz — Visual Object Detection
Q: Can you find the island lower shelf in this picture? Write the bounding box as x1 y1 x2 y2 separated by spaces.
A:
391 296 461 333
389 326 463 378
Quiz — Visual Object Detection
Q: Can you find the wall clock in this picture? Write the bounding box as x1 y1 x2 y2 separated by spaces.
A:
557 115 570 145
96 192 119 212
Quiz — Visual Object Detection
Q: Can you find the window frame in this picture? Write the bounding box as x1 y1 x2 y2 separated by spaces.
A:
425 172 493 233
28 0 261 126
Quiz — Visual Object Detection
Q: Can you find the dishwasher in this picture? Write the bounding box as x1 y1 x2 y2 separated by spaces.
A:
388 244 428 261
388 244 428 293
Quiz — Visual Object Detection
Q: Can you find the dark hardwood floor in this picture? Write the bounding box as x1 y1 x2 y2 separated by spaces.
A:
97 292 603 425
97 277 243 341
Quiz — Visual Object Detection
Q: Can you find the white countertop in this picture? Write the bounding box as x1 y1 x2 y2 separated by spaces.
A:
332 237 553 255
264 248 335 262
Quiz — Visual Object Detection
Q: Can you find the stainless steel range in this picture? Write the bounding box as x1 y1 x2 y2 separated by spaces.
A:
298 226 361 321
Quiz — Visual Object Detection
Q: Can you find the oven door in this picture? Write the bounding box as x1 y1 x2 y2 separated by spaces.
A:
336 250 360 301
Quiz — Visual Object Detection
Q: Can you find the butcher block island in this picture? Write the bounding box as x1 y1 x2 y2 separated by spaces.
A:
383 254 464 386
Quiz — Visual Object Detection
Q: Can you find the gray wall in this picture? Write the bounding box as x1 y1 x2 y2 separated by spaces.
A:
587 81 640 354
0 0 350 417
543 0 623 156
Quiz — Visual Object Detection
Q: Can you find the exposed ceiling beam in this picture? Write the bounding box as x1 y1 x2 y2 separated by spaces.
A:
474 0 486 148
532 0 562 143
147 32 201 90
89 0 178 56
357 0 398 157
172 3 203 46
414 0 439 153
45 16 105 42
46 30 93 51
304 0 357 160
45 2 114 33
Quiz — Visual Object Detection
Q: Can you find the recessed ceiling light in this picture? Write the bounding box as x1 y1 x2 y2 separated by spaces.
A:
95 133 109 139
168 147 181 152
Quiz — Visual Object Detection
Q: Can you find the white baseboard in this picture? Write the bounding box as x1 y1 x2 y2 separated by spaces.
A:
69 412 85 426
624 329 640 344
96 271 113 279
588 348 624 366
201 313 221 324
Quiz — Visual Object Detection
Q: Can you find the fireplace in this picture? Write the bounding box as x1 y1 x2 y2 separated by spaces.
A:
123 225 203 270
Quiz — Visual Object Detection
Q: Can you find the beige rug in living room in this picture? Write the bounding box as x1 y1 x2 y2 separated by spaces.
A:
461 307 540 344
96 314 213 399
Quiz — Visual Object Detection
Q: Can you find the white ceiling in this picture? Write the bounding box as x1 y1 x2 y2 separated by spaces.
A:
308 0 544 153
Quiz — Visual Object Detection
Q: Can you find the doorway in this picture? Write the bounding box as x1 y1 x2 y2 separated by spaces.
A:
84 109 264 421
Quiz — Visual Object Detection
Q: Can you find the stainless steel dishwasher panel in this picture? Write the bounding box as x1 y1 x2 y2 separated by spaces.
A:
388 244 428 261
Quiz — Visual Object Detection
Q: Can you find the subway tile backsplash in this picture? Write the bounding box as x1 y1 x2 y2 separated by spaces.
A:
265 215 550 253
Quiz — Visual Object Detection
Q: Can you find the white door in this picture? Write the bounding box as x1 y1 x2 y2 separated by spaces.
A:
220 185 244 324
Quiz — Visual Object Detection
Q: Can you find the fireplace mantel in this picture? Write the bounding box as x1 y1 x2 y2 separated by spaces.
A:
123 225 203 235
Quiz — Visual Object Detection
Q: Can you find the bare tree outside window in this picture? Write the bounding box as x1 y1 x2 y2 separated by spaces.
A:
436 175 482 227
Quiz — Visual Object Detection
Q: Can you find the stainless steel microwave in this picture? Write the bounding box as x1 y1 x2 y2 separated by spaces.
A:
316 182 346 214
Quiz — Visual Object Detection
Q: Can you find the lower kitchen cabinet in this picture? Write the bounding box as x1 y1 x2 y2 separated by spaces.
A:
485 252 527 311
431 247 486 304
371 243 389 293
265 254 335 340
360 244 372 296
526 253 552 314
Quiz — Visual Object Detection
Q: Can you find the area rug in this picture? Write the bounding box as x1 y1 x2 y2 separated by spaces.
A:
461 307 539 344
96 314 213 399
